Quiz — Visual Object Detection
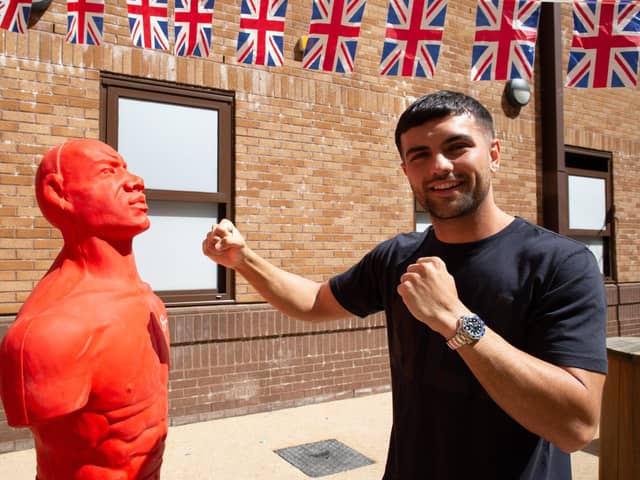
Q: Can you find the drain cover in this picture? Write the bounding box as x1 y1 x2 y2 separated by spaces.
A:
274 438 374 477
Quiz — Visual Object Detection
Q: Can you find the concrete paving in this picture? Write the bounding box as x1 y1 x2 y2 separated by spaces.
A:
0 392 599 479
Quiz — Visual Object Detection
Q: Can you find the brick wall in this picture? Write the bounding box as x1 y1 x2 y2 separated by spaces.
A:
614 284 640 337
0 0 546 312
167 305 389 424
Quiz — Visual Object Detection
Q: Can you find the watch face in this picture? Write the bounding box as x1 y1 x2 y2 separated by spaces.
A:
462 314 485 340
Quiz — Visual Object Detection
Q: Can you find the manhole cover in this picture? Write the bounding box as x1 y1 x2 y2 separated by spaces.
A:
274 438 374 477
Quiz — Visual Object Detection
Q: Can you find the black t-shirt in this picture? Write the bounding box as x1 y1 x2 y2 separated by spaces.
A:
329 217 607 479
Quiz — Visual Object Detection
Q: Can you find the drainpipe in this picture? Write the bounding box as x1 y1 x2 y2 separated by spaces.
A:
539 2 567 234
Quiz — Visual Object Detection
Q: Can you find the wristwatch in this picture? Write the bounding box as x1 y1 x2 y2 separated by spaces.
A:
446 313 486 350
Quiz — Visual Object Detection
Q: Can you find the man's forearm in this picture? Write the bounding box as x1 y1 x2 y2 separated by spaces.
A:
235 248 345 322
459 328 605 453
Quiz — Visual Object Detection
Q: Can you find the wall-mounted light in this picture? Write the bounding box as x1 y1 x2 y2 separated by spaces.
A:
28 0 53 27
505 78 531 108
293 36 308 62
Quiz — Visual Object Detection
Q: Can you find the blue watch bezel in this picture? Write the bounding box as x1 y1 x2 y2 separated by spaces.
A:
461 314 485 340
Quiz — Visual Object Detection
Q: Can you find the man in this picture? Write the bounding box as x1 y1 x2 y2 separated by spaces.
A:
202 91 607 478
0 139 170 479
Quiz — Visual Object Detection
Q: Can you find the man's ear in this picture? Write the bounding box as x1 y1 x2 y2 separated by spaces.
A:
41 173 72 212
489 139 501 173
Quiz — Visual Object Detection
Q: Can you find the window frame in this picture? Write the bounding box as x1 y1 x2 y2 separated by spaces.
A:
100 73 235 305
562 145 615 281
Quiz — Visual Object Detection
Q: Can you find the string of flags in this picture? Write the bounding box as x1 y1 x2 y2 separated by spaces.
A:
1 0 640 88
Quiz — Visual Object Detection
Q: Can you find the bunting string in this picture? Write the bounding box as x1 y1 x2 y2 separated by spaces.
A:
1 0 640 88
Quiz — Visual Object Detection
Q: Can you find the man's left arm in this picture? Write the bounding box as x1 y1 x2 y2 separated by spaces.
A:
398 253 606 453
458 329 605 453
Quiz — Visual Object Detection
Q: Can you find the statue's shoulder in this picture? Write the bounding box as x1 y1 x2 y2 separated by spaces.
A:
0 308 95 426
3 304 94 365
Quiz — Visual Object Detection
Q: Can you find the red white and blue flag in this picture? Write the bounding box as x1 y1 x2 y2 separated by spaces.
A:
379 0 448 77
174 0 214 57
303 0 367 73
470 0 541 81
236 0 288 66
66 0 104 45
127 0 169 51
0 0 32 33
566 0 640 88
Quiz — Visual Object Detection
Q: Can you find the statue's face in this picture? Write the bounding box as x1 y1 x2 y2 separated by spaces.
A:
60 140 150 240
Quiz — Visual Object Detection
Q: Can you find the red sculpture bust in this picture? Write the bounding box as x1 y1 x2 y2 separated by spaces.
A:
0 139 170 479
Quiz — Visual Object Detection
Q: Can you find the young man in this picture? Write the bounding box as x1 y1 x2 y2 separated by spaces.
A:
0 139 170 479
203 91 607 479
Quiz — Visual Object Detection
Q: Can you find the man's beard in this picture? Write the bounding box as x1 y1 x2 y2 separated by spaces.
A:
415 174 491 221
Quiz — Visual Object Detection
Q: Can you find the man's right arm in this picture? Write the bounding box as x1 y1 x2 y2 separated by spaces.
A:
202 219 350 322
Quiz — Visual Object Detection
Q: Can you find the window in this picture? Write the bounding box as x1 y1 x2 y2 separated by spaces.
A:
415 200 431 232
100 74 234 305
564 147 614 279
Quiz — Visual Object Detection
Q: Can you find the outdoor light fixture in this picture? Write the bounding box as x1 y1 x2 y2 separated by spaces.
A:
505 78 531 108
28 0 53 27
294 36 308 62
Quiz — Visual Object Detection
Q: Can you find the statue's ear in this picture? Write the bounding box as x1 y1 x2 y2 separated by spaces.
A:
41 173 72 213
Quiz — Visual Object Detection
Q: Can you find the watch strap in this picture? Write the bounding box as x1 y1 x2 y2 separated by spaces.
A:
446 327 472 350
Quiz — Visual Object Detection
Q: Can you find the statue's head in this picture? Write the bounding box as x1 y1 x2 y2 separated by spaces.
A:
35 139 150 242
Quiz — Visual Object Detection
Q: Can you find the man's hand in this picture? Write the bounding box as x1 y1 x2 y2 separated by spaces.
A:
202 219 248 269
397 256 467 339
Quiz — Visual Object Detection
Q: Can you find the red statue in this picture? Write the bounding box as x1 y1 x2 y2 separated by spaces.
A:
0 139 170 479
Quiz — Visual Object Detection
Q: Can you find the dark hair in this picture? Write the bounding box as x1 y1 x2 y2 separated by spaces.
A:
394 90 495 155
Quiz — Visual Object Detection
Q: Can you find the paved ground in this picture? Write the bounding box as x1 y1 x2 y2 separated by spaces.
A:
0 392 599 479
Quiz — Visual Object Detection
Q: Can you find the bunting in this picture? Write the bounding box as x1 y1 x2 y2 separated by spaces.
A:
379 0 448 77
566 0 640 88
0 0 32 33
174 0 214 57
470 0 541 81
127 0 170 51
236 0 288 66
302 0 367 73
7 0 640 88
66 0 104 45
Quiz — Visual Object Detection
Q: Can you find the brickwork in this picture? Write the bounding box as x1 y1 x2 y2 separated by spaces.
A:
1 0 640 455
0 0 545 311
616 284 640 337
167 305 389 424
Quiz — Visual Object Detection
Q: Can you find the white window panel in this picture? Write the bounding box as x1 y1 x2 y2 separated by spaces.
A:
118 98 219 193
573 236 604 274
133 200 218 291
416 211 431 232
568 175 606 230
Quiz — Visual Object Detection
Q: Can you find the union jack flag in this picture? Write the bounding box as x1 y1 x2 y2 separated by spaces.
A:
236 0 288 66
127 0 169 50
66 0 104 45
0 0 32 33
566 0 640 88
174 0 214 57
470 0 541 81
379 0 448 77
303 0 367 73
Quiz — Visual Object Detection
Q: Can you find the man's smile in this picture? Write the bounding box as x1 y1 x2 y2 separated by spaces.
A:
431 180 462 191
